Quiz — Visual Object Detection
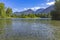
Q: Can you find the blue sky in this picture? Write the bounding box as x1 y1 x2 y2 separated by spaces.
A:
0 0 55 12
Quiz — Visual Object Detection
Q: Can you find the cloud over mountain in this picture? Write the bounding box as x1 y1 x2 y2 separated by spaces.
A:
46 1 55 5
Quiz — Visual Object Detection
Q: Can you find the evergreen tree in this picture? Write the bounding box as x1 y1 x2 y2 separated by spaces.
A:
6 8 12 17
51 0 60 20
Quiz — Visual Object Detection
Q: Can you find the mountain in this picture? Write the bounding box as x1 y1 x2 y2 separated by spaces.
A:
14 9 35 15
14 5 54 15
21 9 35 14
41 5 54 13
35 8 44 14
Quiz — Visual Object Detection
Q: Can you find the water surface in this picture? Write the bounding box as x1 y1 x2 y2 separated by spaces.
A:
0 18 60 40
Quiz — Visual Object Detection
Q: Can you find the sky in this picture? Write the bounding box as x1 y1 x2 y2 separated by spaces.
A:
0 0 55 12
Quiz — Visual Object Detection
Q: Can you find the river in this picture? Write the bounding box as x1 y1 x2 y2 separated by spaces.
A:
0 18 60 40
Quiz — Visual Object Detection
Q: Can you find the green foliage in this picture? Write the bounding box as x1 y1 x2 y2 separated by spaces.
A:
0 3 6 18
55 0 60 10
6 8 12 17
47 13 51 18
13 13 51 18
28 14 37 18
51 0 60 20
0 3 13 18
35 13 51 18
11 14 17 18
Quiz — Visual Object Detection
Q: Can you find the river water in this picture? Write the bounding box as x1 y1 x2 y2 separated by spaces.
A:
0 18 60 40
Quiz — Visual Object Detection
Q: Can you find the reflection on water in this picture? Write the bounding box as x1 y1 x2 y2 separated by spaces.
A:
0 18 60 40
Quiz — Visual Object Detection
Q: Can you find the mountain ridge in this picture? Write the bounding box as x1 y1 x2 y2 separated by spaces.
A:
14 5 54 15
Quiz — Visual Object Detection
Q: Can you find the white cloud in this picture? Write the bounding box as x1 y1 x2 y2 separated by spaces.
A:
24 7 46 11
13 7 46 12
24 8 30 10
46 1 55 5
31 7 40 10
31 7 46 10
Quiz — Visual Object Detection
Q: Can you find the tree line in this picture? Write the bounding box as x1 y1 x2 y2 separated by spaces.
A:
12 13 51 18
0 3 12 18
